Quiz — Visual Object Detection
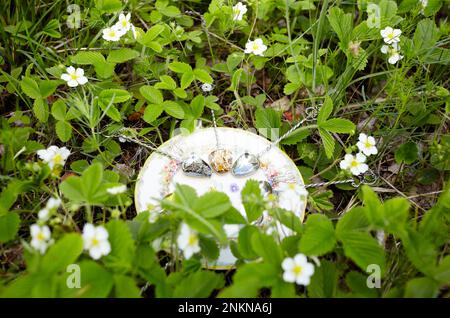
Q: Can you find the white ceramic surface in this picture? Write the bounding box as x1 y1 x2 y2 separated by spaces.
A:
135 127 307 268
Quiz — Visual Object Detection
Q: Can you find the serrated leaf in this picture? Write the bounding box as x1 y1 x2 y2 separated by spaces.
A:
193 69 213 83
140 85 163 104
107 48 139 63
319 118 355 134
33 99 49 123
319 128 335 158
0 213 20 243
156 75 176 90
20 77 41 99
51 99 66 121
299 214 336 256
71 51 105 65
190 95 204 118
317 96 333 123
194 191 231 218
143 103 164 123
41 234 83 275
180 72 195 89
55 121 72 142
163 101 184 119
169 62 192 73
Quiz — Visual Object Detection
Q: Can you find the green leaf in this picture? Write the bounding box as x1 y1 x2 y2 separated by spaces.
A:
336 207 370 236
143 103 164 124
20 77 41 99
113 274 141 298
404 277 439 298
104 220 136 271
95 0 122 13
140 85 163 104
251 231 283 265
71 51 105 65
141 25 165 43
194 191 231 218
169 62 192 73
345 271 379 297
41 234 83 275
173 271 224 298
327 7 352 46
413 19 439 56
190 95 204 118
318 128 335 158
55 121 72 142
308 260 337 297
241 180 264 223
317 96 333 123
81 163 103 201
299 214 336 256
156 75 177 90
163 101 185 119
255 108 281 139
402 228 438 276
39 80 59 98
60 260 114 298
107 48 140 63
180 72 195 89
0 213 20 243
395 141 418 164
237 226 259 260
319 118 355 134
33 99 48 123
51 99 67 121
99 89 131 104
193 69 213 84
338 231 386 274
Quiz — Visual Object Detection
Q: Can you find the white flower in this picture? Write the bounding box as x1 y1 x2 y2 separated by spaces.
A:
232 2 248 21
38 208 50 222
356 133 378 156
420 0 428 11
37 145 70 170
277 183 308 213
131 24 138 40
244 38 267 56
340 153 369 176
61 66 88 87
367 15 381 29
201 83 213 92
381 43 403 64
380 27 401 44
46 197 61 210
30 224 51 254
177 223 201 259
107 185 127 195
367 3 380 17
388 52 403 64
82 224 111 260
282 254 315 286
102 25 126 42
115 12 131 32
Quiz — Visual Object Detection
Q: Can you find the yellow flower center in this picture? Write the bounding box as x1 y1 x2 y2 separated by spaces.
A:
388 33 394 39
37 232 45 241
109 30 116 37
288 184 296 190
293 265 303 275
188 234 198 246
252 43 259 51
70 74 78 80
53 154 63 165
91 238 99 246
350 160 359 167
122 20 128 27
365 141 372 148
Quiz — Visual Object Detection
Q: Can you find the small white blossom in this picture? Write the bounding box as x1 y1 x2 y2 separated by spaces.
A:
46 197 61 210
340 153 369 176
367 3 381 17
37 145 70 170
131 24 138 39
201 83 213 92
102 25 126 42
277 183 308 213
115 12 131 32
244 38 267 56
419 0 428 14
282 254 315 286
82 224 111 260
107 185 127 195
38 208 50 222
381 43 403 64
380 27 401 44
232 2 248 21
177 223 201 259
61 66 88 87
356 133 378 156
30 224 51 254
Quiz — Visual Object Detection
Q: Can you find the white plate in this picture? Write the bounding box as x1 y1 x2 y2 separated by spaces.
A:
135 127 307 268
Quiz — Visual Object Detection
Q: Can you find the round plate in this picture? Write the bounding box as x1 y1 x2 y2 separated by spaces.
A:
135 127 307 268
